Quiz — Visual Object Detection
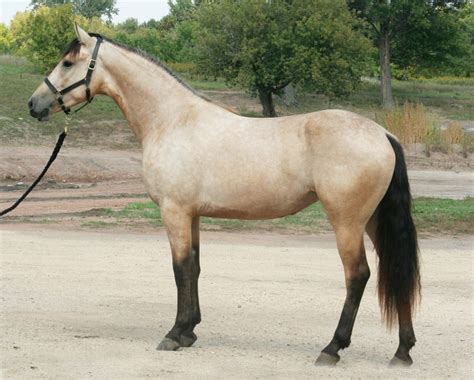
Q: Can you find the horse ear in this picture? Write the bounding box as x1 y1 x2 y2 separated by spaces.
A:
74 23 93 46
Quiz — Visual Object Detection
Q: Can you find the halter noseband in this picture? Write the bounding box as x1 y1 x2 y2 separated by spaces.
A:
44 36 103 115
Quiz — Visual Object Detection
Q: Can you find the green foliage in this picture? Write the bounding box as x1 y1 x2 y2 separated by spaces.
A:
451 2 474 76
293 0 375 98
30 0 118 20
168 0 199 22
9 10 32 57
9 5 115 72
0 23 14 53
349 0 471 76
115 17 139 33
114 3 199 64
114 23 179 63
193 0 373 115
12 5 76 72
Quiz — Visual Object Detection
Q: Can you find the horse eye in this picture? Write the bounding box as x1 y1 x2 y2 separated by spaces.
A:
63 60 73 68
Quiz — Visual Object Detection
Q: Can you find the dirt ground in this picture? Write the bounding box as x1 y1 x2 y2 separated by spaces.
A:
0 142 473 378
0 227 472 379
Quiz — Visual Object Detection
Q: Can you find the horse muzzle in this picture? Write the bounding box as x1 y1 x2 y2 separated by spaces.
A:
28 97 51 121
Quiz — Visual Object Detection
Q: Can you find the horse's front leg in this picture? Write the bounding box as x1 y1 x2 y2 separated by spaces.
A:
157 204 201 351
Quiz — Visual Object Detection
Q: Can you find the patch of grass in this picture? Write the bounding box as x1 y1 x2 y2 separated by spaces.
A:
81 220 117 228
1 55 473 147
188 79 230 91
412 197 474 234
411 76 474 87
102 201 330 232
0 56 128 146
101 198 474 235
237 108 265 118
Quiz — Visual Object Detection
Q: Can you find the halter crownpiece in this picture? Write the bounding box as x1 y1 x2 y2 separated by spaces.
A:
44 36 103 115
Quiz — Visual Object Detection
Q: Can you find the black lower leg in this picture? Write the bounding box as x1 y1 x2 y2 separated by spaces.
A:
391 301 416 365
317 269 369 364
165 248 201 346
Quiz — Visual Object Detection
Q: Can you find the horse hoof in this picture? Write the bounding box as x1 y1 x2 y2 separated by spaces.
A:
156 338 180 351
180 332 197 347
315 352 340 366
389 354 413 367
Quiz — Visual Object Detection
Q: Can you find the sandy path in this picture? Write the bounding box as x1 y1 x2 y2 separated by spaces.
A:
409 170 473 199
1 228 472 378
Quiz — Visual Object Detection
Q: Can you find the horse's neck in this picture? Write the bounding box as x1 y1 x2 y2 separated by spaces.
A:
99 43 212 144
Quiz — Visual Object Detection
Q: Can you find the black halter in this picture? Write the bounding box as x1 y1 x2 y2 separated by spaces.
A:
44 36 103 115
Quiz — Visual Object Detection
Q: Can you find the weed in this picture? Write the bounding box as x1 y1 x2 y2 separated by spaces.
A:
382 101 432 144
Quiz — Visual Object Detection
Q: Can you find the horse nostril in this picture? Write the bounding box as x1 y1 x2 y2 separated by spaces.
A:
28 98 34 110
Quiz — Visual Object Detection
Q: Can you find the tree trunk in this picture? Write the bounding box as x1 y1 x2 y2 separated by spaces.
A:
379 25 394 108
258 88 277 117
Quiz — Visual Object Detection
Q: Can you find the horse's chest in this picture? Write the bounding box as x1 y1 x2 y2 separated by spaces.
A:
141 147 198 204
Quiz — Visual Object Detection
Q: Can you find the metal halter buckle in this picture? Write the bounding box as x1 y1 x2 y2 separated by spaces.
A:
88 59 96 71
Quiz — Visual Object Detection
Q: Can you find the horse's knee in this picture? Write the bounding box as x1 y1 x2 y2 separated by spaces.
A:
352 263 370 286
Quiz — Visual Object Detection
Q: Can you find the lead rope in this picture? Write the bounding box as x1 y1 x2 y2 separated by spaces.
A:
0 118 69 216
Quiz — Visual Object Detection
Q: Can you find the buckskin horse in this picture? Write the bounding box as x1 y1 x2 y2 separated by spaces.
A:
28 25 420 366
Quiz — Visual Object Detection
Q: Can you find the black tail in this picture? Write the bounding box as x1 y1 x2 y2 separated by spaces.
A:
375 134 421 328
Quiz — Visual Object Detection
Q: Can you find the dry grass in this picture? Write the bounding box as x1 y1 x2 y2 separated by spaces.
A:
381 102 472 156
382 102 432 144
443 121 464 145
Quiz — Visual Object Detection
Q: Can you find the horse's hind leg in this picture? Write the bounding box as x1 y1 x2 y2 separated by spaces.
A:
157 204 201 351
316 224 370 365
366 218 416 366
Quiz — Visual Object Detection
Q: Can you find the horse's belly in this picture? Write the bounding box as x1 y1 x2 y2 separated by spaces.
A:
198 190 318 220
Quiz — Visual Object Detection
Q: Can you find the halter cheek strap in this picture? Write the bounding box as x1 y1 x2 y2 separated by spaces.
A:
44 36 103 115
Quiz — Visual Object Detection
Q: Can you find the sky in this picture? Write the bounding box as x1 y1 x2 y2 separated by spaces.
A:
0 0 170 25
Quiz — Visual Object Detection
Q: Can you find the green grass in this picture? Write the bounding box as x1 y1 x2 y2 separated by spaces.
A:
412 197 474 234
98 197 474 235
0 55 128 146
188 79 230 91
275 79 474 121
80 220 118 229
1 55 473 147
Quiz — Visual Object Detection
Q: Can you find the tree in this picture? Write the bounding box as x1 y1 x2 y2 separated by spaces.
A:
194 0 373 117
13 5 76 71
455 2 474 76
349 0 469 107
116 18 139 33
11 5 114 71
30 0 118 20
168 0 200 22
0 23 14 53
